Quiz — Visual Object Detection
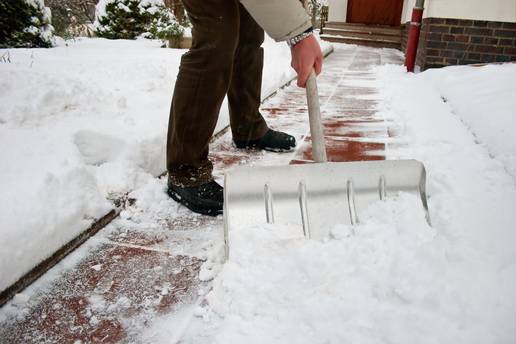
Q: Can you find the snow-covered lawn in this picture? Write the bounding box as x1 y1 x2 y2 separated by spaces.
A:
0 36 300 292
175 62 516 343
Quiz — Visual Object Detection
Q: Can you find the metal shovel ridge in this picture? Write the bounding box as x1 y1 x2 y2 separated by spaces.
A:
223 71 430 260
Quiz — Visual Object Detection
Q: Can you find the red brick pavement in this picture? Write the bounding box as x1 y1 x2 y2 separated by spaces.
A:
0 45 403 343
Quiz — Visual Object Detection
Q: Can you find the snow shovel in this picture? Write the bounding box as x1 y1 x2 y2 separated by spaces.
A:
223 71 430 260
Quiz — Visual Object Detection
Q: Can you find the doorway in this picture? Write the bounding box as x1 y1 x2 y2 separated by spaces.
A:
346 0 404 26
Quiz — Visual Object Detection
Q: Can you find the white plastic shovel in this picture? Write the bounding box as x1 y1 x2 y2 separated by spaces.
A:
223 71 430 260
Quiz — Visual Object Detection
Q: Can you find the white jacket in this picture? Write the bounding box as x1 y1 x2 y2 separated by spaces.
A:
240 0 312 41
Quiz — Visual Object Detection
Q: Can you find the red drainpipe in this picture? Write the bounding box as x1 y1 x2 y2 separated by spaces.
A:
405 0 425 72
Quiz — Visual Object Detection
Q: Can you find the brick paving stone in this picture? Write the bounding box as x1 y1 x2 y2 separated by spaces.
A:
0 243 202 343
0 44 404 343
291 46 403 163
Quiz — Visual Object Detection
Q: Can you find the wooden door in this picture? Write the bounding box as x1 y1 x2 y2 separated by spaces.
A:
347 0 404 26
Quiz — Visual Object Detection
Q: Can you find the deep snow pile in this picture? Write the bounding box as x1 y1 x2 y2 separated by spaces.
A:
411 64 516 179
175 63 516 343
0 35 311 292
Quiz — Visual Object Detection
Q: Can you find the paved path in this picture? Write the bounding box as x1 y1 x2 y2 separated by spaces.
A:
0 44 403 343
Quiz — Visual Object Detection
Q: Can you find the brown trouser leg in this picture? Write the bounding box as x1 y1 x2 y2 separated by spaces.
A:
228 6 268 142
167 0 268 187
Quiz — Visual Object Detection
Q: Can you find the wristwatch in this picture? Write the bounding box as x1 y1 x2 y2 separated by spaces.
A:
287 27 314 48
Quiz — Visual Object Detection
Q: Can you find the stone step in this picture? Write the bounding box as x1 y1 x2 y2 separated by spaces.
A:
324 21 402 36
323 28 401 43
320 34 401 50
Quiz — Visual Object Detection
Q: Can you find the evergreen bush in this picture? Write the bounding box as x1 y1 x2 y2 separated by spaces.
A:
147 4 183 41
45 0 96 37
94 0 183 41
0 0 55 48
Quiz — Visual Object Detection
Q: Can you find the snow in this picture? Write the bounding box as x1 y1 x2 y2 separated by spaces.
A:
138 0 164 15
94 0 116 23
116 2 131 12
23 0 54 45
411 64 516 178
172 60 516 343
1 38 515 342
0 35 315 292
201 196 445 344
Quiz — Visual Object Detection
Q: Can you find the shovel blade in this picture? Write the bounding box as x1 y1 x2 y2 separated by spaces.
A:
223 159 429 259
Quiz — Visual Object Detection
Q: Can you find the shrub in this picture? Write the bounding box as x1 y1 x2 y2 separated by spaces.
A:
94 0 183 41
45 0 96 37
0 0 55 48
147 4 182 41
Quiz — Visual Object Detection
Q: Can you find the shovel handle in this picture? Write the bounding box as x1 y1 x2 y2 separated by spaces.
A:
306 70 327 163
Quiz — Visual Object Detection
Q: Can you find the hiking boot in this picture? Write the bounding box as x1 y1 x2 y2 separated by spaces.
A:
234 129 296 152
167 180 223 216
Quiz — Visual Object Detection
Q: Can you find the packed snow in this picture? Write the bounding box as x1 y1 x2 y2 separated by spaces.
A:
0 36 331 292
162 60 516 343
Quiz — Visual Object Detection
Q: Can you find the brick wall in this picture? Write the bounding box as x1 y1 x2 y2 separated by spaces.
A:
402 18 516 70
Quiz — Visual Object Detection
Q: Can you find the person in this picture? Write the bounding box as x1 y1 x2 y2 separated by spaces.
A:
166 0 323 216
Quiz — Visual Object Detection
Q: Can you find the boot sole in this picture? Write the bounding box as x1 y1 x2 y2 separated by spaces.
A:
234 143 295 152
167 188 223 217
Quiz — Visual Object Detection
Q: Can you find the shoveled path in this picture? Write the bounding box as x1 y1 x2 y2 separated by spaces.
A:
0 44 403 343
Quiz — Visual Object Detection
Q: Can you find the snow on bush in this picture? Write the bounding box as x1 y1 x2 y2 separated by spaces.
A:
94 0 183 40
0 0 55 48
45 0 97 38
147 3 183 40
